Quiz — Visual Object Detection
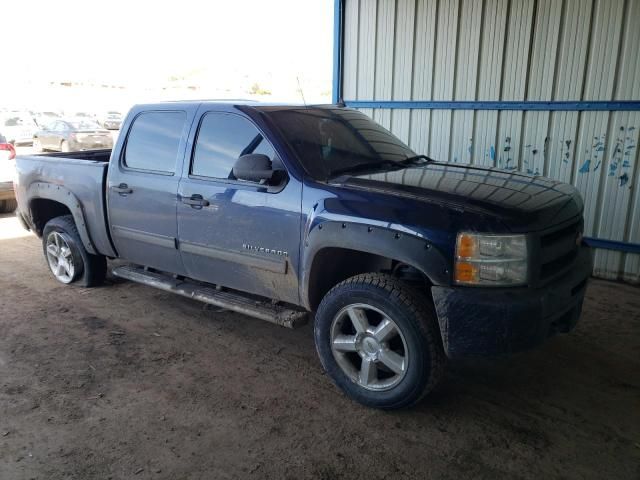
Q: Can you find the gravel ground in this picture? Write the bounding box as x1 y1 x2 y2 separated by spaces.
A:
0 213 638 479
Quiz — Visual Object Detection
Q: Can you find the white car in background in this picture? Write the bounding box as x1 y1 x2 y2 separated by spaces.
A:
100 111 123 130
0 132 17 213
1 113 38 146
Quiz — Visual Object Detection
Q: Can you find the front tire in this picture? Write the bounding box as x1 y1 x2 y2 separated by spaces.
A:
314 273 446 409
42 215 106 287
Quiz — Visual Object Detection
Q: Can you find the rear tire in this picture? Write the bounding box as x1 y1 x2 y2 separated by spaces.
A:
42 215 106 287
0 199 17 213
314 273 446 409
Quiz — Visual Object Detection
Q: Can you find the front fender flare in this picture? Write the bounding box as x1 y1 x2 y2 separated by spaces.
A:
300 220 451 310
27 182 97 254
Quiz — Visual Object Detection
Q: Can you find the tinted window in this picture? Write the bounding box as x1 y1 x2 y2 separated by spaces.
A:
191 113 275 179
124 111 185 173
265 108 415 180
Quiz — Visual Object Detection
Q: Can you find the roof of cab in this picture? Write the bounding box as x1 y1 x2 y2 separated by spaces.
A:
129 100 341 112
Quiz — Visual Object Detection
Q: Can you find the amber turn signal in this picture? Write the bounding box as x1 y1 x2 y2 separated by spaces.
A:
456 233 477 259
454 261 478 283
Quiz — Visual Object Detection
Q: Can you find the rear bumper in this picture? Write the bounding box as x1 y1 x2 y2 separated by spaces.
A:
70 138 113 150
432 245 593 358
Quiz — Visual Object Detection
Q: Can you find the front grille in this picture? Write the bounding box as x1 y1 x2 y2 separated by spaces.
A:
537 219 582 282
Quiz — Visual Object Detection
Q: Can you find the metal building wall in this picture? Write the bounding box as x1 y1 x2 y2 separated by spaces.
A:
338 0 640 283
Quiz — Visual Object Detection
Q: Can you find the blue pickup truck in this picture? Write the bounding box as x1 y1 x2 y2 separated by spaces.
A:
14 101 592 409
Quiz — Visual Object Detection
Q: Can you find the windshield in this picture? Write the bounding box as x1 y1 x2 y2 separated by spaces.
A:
265 108 416 180
69 120 102 130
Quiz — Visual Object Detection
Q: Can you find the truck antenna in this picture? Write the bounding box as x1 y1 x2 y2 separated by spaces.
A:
296 76 307 108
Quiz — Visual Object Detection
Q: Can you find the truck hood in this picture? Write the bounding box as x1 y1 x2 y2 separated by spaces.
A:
339 163 583 232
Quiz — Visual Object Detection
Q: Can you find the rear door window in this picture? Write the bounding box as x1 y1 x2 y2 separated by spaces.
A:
191 112 275 180
124 111 186 173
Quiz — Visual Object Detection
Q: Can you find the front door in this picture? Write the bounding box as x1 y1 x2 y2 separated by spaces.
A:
177 110 302 304
108 110 191 275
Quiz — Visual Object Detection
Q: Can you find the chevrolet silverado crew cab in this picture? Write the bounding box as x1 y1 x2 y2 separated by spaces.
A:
14 102 592 409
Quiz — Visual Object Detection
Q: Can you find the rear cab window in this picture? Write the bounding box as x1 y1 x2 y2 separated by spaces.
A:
124 111 186 174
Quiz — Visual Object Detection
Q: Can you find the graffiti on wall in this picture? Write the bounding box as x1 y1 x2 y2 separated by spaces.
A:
456 126 636 188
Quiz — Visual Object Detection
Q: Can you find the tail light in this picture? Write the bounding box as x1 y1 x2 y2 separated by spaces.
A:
0 143 16 160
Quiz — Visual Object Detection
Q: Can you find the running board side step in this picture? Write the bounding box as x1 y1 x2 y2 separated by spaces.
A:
112 265 309 328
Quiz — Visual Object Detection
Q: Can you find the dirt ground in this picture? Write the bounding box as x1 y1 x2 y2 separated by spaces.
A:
0 213 638 480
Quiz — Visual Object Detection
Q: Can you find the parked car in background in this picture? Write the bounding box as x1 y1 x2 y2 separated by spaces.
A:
0 132 17 213
70 112 96 119
33 119 113 152
1 113 38 145
100 111 123 130
32 111 62 127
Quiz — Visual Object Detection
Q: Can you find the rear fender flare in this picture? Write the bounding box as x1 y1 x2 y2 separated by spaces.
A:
27 182 97 254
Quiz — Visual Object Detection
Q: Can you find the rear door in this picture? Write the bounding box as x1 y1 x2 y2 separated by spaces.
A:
176 109 302 304
107 109 193 275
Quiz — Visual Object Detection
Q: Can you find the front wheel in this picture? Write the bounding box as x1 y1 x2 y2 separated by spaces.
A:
42 215 106 287
314 273 446 409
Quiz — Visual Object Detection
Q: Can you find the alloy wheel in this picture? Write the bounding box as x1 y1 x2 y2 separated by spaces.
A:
330 303 408 391
45 232 75 283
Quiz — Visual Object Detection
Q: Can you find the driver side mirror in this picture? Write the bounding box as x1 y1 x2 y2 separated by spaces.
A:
233 154 274 183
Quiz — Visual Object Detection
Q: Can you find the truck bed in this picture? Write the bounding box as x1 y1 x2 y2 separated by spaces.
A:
14 149 116 257
31 149 112 163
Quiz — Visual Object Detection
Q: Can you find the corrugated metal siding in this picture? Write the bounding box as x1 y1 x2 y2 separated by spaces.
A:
342 0 640 283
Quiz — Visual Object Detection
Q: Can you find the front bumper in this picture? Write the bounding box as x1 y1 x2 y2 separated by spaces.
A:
432 245 593 358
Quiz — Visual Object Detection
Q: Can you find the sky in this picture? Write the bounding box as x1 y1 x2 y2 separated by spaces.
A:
2 0 334 108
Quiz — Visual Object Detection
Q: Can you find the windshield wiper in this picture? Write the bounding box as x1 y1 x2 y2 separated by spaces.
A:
401 154 436 164
328 160 405 179
328 154 436 180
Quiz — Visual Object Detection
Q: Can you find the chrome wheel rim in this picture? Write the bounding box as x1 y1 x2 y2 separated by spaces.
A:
330 303 408 391
45 232 75 283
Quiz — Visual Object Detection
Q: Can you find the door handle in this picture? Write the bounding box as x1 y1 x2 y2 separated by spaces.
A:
181 194 210 208
111 183 133 195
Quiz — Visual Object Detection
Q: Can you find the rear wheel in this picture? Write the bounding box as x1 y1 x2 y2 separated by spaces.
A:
314 273 446 409
42 215 106 287
60 140 70 152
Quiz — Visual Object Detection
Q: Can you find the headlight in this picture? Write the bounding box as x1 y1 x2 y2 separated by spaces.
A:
454 233 528 286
